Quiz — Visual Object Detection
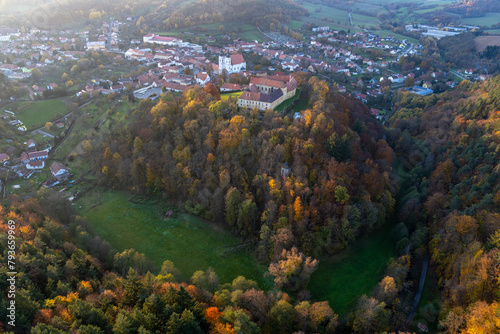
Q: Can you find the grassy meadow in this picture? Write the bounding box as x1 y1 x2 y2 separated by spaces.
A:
460 12 500 28
308 223 396 316
15 100 68 130
76 189 272 288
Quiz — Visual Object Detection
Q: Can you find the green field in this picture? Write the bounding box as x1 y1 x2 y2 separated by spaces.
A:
76 190 271 288
308 223 396 316
460 12 500 28
157 22 266 42
300 2 351 25
15 100 68 130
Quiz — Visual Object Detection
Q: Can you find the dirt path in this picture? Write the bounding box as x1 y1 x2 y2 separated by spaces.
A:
407 252 429 324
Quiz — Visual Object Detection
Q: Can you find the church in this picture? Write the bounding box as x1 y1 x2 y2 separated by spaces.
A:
218 54 246 74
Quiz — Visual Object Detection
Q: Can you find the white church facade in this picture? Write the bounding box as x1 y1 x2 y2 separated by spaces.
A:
218 54 246 74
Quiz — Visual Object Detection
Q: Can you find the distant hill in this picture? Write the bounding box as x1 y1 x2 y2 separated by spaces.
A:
160 0 307 30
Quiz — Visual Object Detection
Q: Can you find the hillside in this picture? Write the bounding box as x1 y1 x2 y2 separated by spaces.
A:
160 0 307 30
388 75 500 332
0 194 339 333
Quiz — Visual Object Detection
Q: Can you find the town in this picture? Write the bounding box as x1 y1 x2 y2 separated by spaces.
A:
0 17 488 192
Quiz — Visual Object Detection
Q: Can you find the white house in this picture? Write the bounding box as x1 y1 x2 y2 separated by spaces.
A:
196 72 210 86
50 162 69 180
26 160 45 170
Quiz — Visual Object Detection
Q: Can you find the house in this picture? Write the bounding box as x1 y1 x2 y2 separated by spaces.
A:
218 53 246 74
86 41 106 51
16 168 35 179
50 162 70 180
143 33 181 47
26 160 45 170
28 150 48 161
196 72 210 86
27 139 37 149
220 83 241 92
0 153 9 164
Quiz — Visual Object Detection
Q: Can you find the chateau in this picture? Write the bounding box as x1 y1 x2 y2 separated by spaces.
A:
218 53 246 74
238 75 297 111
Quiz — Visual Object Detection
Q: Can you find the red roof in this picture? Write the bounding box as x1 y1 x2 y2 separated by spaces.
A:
221 83 241 90
250 77 285 89
28 150 48 160
50 162 68 175
27 160 44 168
230 54 245 65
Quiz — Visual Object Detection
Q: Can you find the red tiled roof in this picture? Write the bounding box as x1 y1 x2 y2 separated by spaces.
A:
50 162 67 175
230 54 245 65
250 77 285 89
28 150 48 159
221 83 241 90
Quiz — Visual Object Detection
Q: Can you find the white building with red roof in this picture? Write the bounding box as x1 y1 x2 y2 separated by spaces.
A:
143 33 181 47
50 162 70 180
218 53 246 74
28 150 48 161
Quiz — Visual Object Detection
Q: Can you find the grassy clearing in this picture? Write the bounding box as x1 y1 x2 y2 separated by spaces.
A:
76 189 271 288
301 2 351 24
220 91 243 100
308 223 396 316
16 100 68 130
52 98 137 162
158 22 266 42
274 89 301 112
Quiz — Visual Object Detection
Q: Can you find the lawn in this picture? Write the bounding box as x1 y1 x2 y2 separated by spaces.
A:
460 12 500 28
308 223 396 316
76 189 271 288
16 100 68 130
275 89 301 112
220 91 243 100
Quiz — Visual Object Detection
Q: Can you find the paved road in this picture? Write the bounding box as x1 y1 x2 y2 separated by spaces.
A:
407 252 429 324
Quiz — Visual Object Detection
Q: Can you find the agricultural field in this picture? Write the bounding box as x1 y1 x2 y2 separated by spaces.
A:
474 35 500 51
76 189 272 288
460 12 500 28
308 223 396 315
300 2 352 29
14 100 68 130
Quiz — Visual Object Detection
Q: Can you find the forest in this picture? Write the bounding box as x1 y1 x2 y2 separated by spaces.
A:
92 75 396 262
387 75 500 332
161 0 307 30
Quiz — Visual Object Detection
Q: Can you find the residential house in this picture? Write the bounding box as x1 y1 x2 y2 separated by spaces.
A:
196 72 210 86
0 153 9 164
220 83 241 92
50 162 70 180
26 160 45 170
28 150 48 161
27 139 37 150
